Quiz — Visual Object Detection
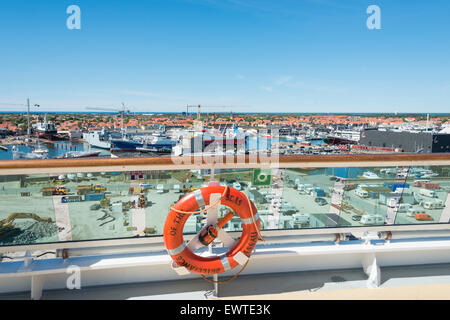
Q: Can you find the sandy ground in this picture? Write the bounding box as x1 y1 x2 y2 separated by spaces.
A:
52 195 72 241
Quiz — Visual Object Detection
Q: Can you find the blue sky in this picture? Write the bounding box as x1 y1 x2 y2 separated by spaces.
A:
0 0 449 113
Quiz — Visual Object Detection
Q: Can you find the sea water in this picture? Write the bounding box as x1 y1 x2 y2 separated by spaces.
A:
0 142 110 160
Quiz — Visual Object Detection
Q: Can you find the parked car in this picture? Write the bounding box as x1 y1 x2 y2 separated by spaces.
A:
407 207 426 217
156 184 165 194
360 214 384 225
232 182 242 191
420 200 445 210
355 188 369 198
315 197 328 206
352 214 362 221
419 189 438 198
293 213 310 226
396 203 413 213
415 213 433 221
90 203 101 211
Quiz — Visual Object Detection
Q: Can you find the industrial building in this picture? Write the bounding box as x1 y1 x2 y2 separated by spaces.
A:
359 129 450 153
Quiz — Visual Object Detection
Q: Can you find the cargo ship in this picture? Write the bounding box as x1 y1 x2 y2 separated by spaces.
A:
110 135 176 153
83 129 121 149
34 115 58 140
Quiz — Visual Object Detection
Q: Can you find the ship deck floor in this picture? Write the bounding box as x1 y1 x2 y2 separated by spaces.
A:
2 263 450 300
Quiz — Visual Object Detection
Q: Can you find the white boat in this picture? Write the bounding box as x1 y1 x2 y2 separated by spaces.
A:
361 171 380 179
11 146 48 160
380 168 398 176
32 139 49 155
56 150 101 159
420 171 439 178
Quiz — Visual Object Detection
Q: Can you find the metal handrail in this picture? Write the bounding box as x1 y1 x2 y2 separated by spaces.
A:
0 153 449 174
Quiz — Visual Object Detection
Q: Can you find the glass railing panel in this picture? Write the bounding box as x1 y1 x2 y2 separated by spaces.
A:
1 161 450 248
63 171 135 241
282 167 340 229
337 166 408 227
214 168 254 232
0 173 59 245
394 166 450 225
62 169 214 240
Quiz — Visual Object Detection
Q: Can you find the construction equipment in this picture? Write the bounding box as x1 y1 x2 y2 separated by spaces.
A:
0 213 53 240
138 194 147 208
76 184 107 195
144 227 156 235
129 187 144 195
179 186 199 193
40 186 69 196
99 198 110 208
1 213 52 226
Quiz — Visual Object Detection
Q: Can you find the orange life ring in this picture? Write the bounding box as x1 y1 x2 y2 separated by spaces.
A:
163 185 260 275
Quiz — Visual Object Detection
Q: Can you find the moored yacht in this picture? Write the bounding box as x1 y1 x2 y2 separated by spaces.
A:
361 171 380 179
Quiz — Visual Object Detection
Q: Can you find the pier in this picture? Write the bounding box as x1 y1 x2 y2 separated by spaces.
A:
40 139 78 151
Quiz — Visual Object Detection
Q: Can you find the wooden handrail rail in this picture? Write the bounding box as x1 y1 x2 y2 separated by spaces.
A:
0 153 448 170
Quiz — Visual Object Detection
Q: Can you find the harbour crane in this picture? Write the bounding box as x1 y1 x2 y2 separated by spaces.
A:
85 103 130 138
184 105 234 120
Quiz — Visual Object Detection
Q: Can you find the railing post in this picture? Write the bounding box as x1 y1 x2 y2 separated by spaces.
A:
31 275 44 300
23 250 33 268
208 243 219 297
361 253 380 289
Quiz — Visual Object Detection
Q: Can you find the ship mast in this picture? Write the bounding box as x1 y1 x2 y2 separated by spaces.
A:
27 98 30 138
26 98 39 139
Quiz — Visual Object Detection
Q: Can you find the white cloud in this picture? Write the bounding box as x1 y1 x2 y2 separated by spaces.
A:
265 75 345 94
274 75 293 86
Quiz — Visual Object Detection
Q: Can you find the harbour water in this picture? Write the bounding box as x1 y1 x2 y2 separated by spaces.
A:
0 142 110 160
